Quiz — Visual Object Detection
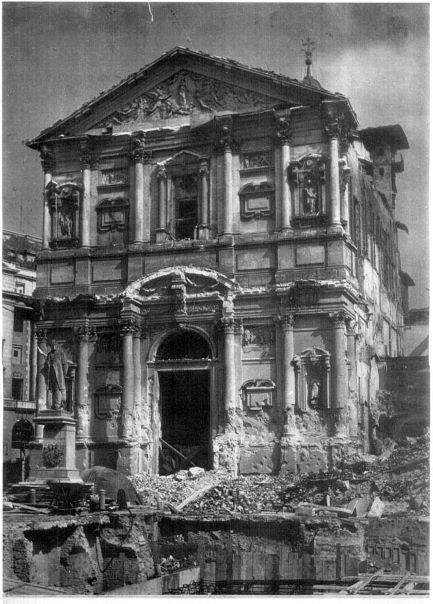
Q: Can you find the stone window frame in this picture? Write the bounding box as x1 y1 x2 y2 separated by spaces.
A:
241 379 276 412
239 182 275 220
164 151 207 241
96 197 130 232
288 154 328 226
292 347 331 411
94 384 123 420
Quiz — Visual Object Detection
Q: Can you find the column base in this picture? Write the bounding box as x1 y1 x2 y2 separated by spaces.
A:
197 225 210 240
155 228 170 243
279 227 294 238
328 223 345 235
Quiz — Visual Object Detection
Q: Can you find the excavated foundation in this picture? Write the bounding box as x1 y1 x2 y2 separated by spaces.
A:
3 509 428 593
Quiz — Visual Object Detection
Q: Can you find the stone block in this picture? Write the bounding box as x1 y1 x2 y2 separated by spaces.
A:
367 496 385 518
347 497 370 518
236 249 274 270
92 258 125 282
239 445 276 474
51 262 74 284
296 244 325 265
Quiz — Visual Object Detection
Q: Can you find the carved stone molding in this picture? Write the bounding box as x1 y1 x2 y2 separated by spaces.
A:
96 197 129 232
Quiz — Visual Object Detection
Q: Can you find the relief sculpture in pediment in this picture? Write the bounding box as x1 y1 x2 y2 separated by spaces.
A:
97 71 273 127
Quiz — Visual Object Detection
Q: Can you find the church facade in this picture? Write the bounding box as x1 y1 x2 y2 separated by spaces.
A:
27 48 408 476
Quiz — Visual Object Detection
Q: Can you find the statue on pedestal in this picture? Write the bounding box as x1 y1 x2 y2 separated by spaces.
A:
43 341 71 410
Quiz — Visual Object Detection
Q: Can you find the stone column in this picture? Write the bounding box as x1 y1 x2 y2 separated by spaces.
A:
280 314 296 434
330 311 348 411
75 325 95 441
275 116 293 232
221 318 237 417
346 319 357 392
156 165 167 242
329 135 342 231
217 124 234 236
35 328 48 441
40 148 55 249
340 163 351 234
133 330 142 441
198 160 210 240
79 149 93 247
30 324 38 401
131 134 152 244
121 320 137 439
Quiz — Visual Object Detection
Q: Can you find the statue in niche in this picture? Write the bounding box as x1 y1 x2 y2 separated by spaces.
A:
308 378 321 408
302 175 318 215
42 341 72 410
59 211 73 238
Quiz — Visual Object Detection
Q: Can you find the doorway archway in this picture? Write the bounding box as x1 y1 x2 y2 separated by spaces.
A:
155 329 212 475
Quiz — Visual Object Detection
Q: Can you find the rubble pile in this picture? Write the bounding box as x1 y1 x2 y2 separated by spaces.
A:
131 435 428 518
131 469 229 509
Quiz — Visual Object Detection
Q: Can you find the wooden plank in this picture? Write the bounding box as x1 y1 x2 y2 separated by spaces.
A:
386 573 411 595
346 570 382 594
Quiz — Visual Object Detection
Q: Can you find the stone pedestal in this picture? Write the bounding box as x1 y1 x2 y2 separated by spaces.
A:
31 410 81 482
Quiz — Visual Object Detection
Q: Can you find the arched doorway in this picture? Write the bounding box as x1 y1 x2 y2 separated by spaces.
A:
155 330 212 475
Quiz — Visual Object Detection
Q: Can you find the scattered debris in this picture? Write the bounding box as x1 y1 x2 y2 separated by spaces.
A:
131 433 429 519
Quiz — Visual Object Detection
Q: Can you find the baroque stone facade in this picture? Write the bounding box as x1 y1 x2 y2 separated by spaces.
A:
26 47 408 476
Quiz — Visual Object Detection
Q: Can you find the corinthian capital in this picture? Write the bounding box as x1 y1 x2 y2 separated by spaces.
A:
130 132 152 164
274 115 292 145
75 325 97 342
120 318 139 335
276 313 296 329
330 310 349 327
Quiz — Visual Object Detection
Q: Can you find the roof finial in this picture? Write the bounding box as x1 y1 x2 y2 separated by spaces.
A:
302 37 315 78
301 37 322 89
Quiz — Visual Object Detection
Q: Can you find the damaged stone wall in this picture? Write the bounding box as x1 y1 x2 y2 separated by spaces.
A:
3 512 157 594
159 516 366 583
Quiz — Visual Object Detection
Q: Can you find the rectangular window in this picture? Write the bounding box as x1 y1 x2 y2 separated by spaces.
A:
12 378 23 401
12 346 22 364
14 282 25 294
174 174 198 239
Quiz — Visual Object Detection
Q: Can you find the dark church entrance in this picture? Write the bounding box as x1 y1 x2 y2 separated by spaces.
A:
156 330 212 475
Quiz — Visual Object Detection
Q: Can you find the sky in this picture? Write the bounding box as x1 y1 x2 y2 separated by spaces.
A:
3 2 429 308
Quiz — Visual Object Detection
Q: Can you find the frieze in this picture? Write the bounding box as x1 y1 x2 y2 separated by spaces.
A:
242 326 275 347
97 71 273 127
100 168 129 186
241 151 273 169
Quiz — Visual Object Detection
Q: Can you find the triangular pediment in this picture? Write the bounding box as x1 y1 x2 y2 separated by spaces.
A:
28 48 339 145
94 69 279 130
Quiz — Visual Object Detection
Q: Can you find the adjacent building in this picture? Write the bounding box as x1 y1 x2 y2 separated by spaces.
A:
3 230 41 484
25 47 410 476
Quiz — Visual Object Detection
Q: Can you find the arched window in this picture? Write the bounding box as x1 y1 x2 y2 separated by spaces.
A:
156 330 211 361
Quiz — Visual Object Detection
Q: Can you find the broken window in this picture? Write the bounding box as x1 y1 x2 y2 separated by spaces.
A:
173 174 198 239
